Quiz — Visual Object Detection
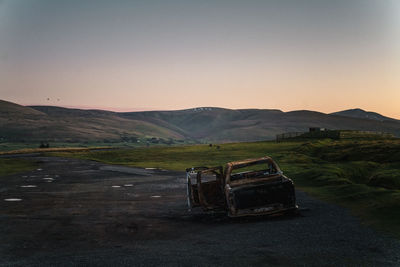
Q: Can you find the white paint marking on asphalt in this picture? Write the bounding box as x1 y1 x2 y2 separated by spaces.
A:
151 195 161 198
4 198 22 201
124 184 133 187
20 185 37 188
43 178 54 180
112 185 121 188
46 180 53 183
145 168 156 170
37 168 42 171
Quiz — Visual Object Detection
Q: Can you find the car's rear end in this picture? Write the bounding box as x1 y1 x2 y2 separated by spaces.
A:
224 157 298 217
225 175 297 217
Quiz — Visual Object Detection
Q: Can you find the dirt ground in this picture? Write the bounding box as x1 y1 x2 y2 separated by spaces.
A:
1 156 400 266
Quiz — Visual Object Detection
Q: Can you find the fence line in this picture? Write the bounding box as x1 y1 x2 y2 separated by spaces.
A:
276 130 395 142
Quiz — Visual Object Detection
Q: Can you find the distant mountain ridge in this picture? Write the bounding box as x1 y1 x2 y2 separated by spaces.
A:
331 108 398 122
1 99 399 143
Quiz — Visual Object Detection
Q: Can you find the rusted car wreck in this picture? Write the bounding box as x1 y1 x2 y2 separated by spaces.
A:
186 156 298 217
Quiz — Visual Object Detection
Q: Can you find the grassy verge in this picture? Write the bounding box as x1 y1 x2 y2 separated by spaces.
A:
49 141 300 170
0 146 112 156
49 139 400 238
0 140 194 152
0 142 103 152
0 158 38 176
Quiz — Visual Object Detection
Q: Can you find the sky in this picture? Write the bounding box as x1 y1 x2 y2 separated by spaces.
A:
0 0 399 118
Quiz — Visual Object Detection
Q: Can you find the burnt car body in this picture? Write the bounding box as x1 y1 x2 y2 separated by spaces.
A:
186 156 297 217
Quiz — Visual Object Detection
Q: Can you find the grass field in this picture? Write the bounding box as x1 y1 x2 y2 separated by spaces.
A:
0 142 108 152
0 141 159 152
49 139 400 238
0 158 38 177
0 139 196 153
0 146 115 156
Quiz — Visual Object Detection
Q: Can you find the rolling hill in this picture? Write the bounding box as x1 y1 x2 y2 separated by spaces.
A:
1 99 400 143
331 108 399 122
0 100 184 143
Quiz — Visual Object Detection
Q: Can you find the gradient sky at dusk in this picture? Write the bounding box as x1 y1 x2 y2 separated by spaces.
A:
1 0 399 117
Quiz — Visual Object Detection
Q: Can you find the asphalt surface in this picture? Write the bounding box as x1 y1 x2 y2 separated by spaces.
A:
1 156 400 266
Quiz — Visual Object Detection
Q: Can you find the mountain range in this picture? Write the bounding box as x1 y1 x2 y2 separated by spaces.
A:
1 99 399 143
331 108 399 122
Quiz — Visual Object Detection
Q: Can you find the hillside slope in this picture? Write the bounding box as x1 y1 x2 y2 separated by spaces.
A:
0 101 184 142
0 99 46 117
123 108 400 142
331 108 398 122
1 99 400 143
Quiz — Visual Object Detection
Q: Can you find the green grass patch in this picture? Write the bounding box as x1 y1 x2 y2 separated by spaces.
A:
0 139 195 152
0 158 38 176
48 139 400 238
0 146 114 156
50 141 302 170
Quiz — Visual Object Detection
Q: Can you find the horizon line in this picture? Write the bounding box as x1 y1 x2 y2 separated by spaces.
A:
2 99 398 120
22 103 393 119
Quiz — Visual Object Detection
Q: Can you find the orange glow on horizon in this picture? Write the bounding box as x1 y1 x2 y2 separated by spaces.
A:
1 1 399 119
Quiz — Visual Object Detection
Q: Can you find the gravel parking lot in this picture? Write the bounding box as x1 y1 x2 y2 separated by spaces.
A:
1 156 400 266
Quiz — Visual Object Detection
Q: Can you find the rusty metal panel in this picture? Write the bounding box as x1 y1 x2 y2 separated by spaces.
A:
186 156 298 217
